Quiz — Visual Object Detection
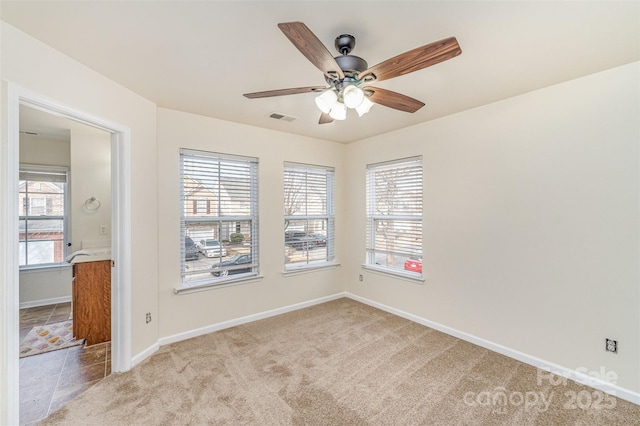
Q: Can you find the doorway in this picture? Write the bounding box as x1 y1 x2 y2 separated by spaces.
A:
2 83 132 425
18 103 112 423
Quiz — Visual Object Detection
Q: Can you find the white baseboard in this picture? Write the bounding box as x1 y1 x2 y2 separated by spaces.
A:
345 292 640 406
130 342 160 369
158 292 347 348
19 296 71 309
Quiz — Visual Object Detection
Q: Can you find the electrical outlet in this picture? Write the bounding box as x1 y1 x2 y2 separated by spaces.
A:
358 274 363 282
99 224 107 235
146 312 152 324
605 338 617 353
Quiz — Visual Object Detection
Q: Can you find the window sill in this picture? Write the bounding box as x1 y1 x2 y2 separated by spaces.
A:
283 262 341 277
361 264 424 284
174 274 264 295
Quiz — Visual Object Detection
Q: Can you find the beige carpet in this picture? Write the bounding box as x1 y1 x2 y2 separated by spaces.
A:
40 299 640 425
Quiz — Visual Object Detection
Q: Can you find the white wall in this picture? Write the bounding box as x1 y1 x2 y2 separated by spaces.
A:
70 125 111 249
19 134 70 167
344 62 640 393
156 108 345 338
18 268 72 306
1 22 159 358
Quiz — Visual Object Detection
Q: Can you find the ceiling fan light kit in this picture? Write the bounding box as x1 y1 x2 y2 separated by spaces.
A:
355 96 374 117
316 84 368 120
342 85 365 109
314 89 338 114
243 22 462 124
329 101 347 121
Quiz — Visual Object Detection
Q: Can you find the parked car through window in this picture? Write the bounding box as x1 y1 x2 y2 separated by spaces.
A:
211 254 252 277
184 236 199 261
199 239 227 258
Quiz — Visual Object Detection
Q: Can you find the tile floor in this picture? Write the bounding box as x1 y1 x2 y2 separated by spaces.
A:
19 302 111 425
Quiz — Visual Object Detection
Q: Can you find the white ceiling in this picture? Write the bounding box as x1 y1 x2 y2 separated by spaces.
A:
2 1 638 143
19 103 110 141
19 105 71 141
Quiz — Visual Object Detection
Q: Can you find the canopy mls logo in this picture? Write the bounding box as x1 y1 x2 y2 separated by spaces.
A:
463 387 553 415
462 366 619 415
536 366 618 388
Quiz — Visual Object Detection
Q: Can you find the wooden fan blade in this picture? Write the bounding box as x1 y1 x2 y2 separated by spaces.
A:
244 86 326 99
278 22 345 80
367 87 425 113
319 113 333 124
359 37 461 83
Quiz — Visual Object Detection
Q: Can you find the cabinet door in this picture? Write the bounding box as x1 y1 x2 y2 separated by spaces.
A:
73 260 111 345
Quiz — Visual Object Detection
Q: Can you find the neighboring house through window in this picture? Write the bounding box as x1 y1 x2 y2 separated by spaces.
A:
180 149 259 287
19 164 69 268
284 162 335 270
365 156 423 278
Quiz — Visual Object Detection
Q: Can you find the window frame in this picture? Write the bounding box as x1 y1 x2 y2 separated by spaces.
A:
179 149 259 289
18 164 70 270
283 161 336 272
364 156 424 281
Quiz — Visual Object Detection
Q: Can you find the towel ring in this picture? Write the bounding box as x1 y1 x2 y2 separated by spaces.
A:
85 197 101 211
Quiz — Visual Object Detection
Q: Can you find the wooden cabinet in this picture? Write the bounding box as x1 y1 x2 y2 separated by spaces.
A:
72 260 111 346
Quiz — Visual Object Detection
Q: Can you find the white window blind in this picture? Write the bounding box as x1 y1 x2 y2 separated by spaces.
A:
366 156 423 276
18 164 69 268
284 162 335 270
180 149 259 287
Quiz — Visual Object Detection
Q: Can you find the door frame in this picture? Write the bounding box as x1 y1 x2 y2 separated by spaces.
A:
1 82 132 424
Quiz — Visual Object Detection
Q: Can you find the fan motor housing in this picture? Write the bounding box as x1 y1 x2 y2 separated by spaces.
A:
331 33 368 79
334 55 368 76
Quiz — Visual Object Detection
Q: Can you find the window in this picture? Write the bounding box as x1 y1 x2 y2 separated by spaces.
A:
195 199 208 215
366 156 423 277
28 197 47 215
284 162 335 270
19 165 69 268
180 149 259 287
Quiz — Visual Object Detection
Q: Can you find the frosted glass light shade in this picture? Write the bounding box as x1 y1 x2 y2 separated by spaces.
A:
315 90 338 113
329 102 347 120
355 96 374 117
343 85 365 109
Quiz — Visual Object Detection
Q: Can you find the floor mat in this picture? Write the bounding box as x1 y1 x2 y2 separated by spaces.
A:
20 320 84 358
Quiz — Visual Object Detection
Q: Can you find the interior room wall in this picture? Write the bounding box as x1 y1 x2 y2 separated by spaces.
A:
69 125 111 250
18 267 72 306
156 108 345 339
19 134 70 167
344 62 639 394
18 134 73 305
1 22 159 358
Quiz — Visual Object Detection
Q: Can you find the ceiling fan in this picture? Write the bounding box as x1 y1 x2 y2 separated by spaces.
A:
243 22 462 124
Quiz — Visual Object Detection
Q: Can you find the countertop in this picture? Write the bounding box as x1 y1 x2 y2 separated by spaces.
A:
67 248 111 264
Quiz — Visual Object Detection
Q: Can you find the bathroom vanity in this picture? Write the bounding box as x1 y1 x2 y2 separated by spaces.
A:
71 255 111 346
